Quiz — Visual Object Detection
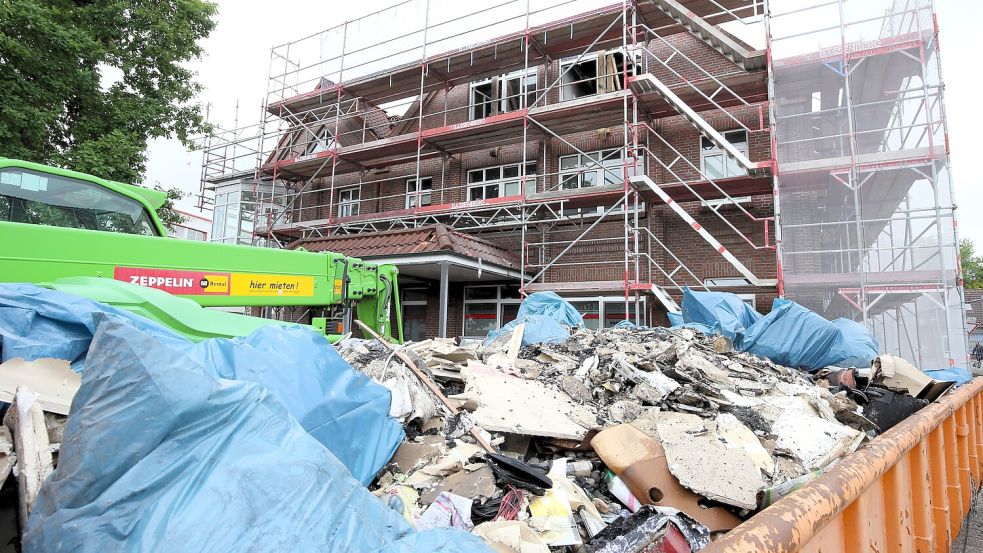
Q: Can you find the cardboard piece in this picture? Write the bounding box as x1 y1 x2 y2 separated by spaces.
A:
591 423 742 532
875 354 955 402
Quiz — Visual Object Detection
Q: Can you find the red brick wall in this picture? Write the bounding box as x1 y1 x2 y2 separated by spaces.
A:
278 29 780 333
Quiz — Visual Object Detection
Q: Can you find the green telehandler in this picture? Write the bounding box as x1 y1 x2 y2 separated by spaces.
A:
0 158 402 343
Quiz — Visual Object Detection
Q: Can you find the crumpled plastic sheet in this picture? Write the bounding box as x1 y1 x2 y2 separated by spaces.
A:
924 366 974 386
680 289 762 343
680 288 878 371
25 317 489 553
0 283 402 484
484 292 584 347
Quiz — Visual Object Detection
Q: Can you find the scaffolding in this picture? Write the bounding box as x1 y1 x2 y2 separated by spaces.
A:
198 0 780 323
767 0 966 369
199 0 965 357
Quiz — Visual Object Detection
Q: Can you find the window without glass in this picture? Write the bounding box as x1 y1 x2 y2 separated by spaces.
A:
0 167 158 235
467 163 536 201
338 187 360 217
469 68 538 120
405 177 433 208
560 51 637 101
700 130 748 180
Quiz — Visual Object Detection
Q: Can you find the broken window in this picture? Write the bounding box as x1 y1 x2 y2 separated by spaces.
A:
700 130 749 180
470 80 496 120
559 50 637 101
467 162 536 201
337 186 360 217
405 177 432 208
469 68 538 120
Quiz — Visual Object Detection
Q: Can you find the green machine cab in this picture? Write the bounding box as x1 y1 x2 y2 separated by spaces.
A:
0 158 402 343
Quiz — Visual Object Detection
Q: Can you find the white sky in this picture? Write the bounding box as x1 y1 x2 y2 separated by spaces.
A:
143 0 983 245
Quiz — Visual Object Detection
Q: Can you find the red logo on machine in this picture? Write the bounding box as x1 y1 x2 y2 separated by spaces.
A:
113 267 230 295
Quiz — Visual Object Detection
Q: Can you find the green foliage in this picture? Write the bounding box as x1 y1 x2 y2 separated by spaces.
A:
154 185 186 231
962 238 983 289
0 0 217 184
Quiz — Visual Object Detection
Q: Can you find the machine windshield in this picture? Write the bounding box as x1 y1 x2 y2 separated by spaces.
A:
0 167 158 236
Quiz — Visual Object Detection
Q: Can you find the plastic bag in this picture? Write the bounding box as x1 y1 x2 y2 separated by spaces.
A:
25 317 487 553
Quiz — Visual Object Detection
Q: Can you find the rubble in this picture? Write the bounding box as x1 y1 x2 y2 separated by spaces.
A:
0 284 963 552
337 317 947 551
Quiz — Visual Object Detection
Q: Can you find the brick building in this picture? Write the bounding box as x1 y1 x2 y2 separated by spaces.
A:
202 0 967 367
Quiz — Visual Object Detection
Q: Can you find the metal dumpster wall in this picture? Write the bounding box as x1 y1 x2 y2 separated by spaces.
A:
707 377 983 553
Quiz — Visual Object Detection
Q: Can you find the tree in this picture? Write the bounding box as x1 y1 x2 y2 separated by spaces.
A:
0 0 217 186
155 185 187 231
961 238 983 289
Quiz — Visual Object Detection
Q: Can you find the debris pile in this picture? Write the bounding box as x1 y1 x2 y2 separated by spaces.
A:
340 322 905 551
0 284 963 552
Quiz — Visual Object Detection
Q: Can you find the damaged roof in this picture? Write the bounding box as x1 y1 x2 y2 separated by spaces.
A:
288 224 521 269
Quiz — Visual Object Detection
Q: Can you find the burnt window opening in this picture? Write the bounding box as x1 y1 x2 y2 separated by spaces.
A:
560 50 638 101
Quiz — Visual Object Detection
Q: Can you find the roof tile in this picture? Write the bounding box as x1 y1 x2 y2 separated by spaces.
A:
288 224 519 269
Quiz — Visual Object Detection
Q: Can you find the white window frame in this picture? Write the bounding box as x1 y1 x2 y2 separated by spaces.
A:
469 68 538 120
499 67 537 112
564 295 647 328
308 127 337 154
700 130 749 180
467 162 537 201
337 186 360 217
405 177 433 209
557 148 642 216
736 293 757 311
469 80 495 120
210 185 242 244
703 195 752 210
462 285 522 338
558 148 628 190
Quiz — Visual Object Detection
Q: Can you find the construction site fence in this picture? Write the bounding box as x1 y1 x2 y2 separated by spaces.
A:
707 376 983 553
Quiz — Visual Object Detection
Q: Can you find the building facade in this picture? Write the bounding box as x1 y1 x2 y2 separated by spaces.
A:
168 209 211 242
202 0 966 367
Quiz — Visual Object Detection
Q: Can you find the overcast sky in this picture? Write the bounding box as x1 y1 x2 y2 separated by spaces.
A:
144 0 983 245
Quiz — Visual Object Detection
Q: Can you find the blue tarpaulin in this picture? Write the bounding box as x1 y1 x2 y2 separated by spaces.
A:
924 367 974 386
680 289 762 343
25 318 487 553
679 288 878 371
484 291 584 347
0 283 402 485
